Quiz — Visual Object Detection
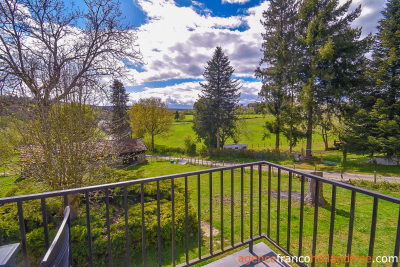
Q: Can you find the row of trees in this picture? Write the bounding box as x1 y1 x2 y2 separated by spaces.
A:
256 0 399 158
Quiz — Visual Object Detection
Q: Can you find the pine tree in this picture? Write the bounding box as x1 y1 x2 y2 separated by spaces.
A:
371 0 400 116
298 0 369 156
110 79 130 139
342 0 400 158
255 0 299 150
174 110 180 121
193 47 241 148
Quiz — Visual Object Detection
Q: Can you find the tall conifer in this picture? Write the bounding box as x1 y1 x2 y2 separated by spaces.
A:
110 79 130 139
255 0 299 150
193 47 241 148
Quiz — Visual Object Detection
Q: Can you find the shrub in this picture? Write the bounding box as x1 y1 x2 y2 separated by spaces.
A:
0 170 197 266
184 136 197 155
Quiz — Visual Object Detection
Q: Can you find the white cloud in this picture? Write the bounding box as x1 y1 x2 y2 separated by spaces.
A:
122 0 268 88
123 0 385 107
129 80 261 108
222 0 252 4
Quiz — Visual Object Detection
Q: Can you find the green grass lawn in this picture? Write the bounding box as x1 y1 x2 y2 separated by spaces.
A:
155 114 331 152
123 161 400 266
147 115 400 177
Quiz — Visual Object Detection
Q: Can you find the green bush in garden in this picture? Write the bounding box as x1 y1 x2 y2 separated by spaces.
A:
0 168 197 266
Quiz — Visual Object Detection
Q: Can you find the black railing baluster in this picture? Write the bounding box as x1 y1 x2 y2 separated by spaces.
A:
231 168 234 247
258 164 262 236
41 198 49 249
241 166 244 243
157 181 162 267
17 201 29 266
2 161 400 267
298 175 305 258
85 191 94 267
221 170 224 251
287 171 292 253
210 172 213 255
123 187 130 267
277 168 281 245
197 174 201 260
268 165 271 237
141 183 147 267
393 208 400 267
346 190 356 267
249 165 253 253
171 178 176 266
327 185 336 267
311 180 319 267
185 176 189 265
64 195 73 265
367 197 378 267
105 189 112 267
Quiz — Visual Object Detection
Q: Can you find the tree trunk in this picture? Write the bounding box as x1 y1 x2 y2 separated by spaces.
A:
289 125 293 153
66 194 80 220
306 107 313 157
305 171 327 206
321 127 329 150
151 134 154 151
217 127 220 149
275 129 280 150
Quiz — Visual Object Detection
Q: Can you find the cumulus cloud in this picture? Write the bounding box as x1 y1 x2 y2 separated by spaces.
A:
222 0 252 4
123 0 386 108
129 79 261 108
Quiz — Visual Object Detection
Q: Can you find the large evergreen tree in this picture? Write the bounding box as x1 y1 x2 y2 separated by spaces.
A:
193 47 241 148
342 0 400 158
370 0 400 115
255 0 299 150
298 0 369 156
110 79 130 139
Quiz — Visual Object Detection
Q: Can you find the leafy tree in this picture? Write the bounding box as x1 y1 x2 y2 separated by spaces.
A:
110 79 130 139
178 111 186 121
193 47 241 148
297 0 369 156
255 0 299 150
370 0 400 115
0 0 141 196
129 98 173 150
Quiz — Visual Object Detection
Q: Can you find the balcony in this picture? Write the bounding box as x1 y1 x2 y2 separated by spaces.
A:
1 161 400 266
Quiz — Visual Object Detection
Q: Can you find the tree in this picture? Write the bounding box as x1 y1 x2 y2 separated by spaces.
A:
342 0 400 158
110 79 130 139
0 0 141 199
129 98 173 150
297 0 369 156
255 0 299 150
193 47 241 148
174 110 180 121
342 99 400 158
370 0 400 116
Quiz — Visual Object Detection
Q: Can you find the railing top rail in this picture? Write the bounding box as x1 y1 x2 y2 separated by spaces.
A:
1 161 400 205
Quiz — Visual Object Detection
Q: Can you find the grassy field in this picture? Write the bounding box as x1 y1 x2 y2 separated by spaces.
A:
147 115 400 176
122 161 400 266
153 114 330 152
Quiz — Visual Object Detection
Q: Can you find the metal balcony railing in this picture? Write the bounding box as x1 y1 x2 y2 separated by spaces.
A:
1 161 400 267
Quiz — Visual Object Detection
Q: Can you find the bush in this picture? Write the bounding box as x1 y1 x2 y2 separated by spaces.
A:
184 136 197 155
0 170 198 266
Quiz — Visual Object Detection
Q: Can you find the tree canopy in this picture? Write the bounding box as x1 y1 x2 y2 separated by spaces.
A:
129 98 173 150
193 46 241 148
110 79 130 139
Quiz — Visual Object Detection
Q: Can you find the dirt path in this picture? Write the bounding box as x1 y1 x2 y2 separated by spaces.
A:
147 155 400 183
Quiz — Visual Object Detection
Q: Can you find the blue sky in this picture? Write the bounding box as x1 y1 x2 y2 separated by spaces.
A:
94 0 387 108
